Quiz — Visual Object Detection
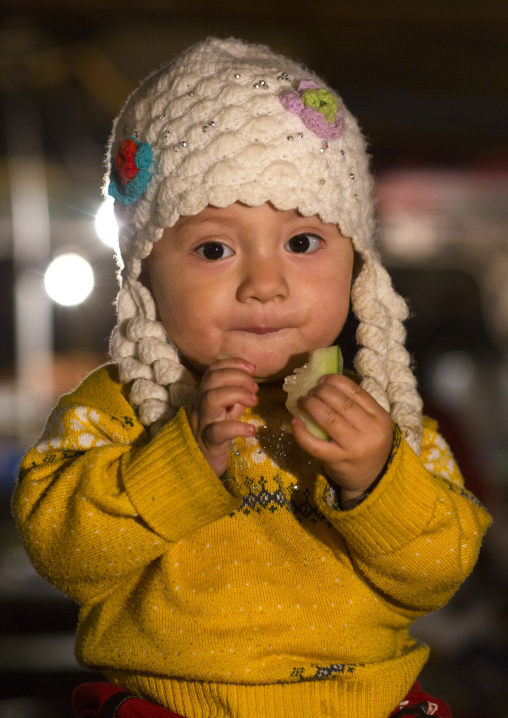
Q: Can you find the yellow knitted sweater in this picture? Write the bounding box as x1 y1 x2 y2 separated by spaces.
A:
12 365 491 718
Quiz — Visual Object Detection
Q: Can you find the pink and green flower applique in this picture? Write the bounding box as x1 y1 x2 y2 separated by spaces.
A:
280 80 344 140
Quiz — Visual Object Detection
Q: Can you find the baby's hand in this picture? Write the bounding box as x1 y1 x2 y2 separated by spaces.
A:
187 357 258 477
291 375 393 506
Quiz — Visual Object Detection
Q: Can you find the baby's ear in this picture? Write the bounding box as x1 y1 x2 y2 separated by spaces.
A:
138 260 152 291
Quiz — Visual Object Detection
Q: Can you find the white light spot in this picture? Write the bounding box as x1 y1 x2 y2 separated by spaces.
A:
44 253 94 306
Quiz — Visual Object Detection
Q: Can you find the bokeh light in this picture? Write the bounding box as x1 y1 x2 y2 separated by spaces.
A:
44 253 95 306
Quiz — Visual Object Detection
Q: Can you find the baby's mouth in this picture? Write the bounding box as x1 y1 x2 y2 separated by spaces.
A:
241 327 282 335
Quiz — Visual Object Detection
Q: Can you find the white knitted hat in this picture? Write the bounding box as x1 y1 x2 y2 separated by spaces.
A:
106 37 423 453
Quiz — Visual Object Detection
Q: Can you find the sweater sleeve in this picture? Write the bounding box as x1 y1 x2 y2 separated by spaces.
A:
11 366 241 606
314 419 492 616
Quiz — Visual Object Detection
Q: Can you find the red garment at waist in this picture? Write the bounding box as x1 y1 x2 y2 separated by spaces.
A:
73 680 452 718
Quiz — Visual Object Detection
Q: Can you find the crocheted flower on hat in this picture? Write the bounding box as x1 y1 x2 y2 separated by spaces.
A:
280 80 344 140
108 138 152 205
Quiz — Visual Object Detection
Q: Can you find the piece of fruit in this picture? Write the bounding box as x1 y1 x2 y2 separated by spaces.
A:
283 345 343 439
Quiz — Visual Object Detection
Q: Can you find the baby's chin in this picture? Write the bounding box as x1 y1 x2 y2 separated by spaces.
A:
180 351 310 384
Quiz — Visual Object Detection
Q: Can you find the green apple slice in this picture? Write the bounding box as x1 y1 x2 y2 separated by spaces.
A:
283 346 343 439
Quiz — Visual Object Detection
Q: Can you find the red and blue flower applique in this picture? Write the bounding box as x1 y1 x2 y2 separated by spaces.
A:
280 80 344 140
108 138 152 205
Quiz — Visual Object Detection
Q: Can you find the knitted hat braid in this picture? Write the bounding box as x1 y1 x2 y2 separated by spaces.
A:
106 37 423 454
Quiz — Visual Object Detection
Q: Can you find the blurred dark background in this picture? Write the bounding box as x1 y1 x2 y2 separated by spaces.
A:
0 2 507 717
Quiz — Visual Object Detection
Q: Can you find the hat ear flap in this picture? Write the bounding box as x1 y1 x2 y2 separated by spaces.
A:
352 256 423 455
110 279 196 436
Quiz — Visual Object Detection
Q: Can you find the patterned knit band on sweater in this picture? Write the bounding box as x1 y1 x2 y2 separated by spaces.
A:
106 36 423 453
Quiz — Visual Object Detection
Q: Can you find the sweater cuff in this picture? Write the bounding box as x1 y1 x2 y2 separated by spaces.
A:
315 427 442 555
122 408 241 543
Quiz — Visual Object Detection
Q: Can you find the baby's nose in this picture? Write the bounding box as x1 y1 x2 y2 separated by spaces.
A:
236 259 289 303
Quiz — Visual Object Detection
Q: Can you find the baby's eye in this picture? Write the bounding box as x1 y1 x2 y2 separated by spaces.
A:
285 233 322 254
195 242 234 260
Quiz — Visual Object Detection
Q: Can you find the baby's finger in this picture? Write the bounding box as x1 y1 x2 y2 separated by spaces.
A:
206 356 256 378
201 364 258 394
202 418 256 448
317 374 385 418
201 385 258 420
290 416 347 462
296 393 354 448
303 382 371 432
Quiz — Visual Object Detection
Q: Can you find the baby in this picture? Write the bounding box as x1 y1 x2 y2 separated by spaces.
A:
12 38 491 718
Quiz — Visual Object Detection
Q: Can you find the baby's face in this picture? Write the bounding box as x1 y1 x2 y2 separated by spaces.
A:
147 202 354 382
